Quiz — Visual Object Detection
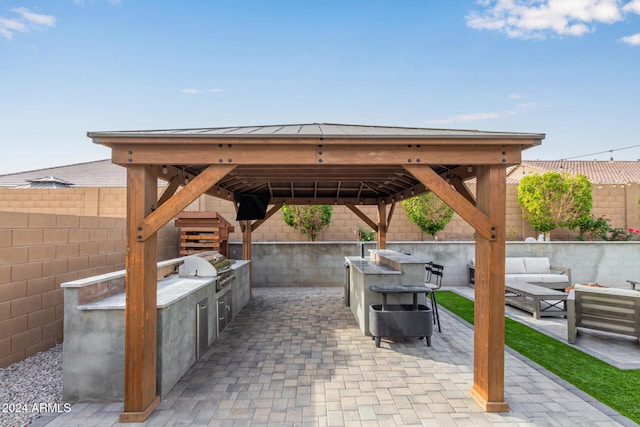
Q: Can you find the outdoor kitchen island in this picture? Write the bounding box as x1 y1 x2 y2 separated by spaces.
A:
61 253 250 402
345 249 432 342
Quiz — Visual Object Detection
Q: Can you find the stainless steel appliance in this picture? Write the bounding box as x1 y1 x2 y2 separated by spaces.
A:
178 251 235 292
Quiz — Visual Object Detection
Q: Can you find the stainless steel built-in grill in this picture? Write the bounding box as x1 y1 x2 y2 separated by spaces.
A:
179 251 235 292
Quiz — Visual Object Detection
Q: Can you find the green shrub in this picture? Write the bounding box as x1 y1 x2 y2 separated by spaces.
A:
517 172 592 236
282 205 332 241
401 193 454 238
356 225 376 241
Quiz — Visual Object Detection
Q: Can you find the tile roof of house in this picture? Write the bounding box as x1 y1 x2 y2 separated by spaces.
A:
0 159 127 187
1 159 639 188
516 160 640 184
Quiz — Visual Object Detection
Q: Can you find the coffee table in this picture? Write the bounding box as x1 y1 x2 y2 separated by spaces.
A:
505 282 568 319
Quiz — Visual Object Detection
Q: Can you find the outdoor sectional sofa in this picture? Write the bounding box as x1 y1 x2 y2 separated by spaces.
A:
567 284 640 344
505 257 571 290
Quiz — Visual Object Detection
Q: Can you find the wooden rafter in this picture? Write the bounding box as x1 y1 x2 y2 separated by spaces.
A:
345 203 379 232
250 202 285 232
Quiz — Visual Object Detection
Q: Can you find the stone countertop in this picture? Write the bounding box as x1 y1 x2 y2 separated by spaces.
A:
75 260 250 310
78 276 217 310
371 249 428 264
369 285 431 293
345 257 401 275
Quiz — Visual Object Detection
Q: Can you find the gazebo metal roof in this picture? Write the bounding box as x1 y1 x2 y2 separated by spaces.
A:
89 122 543 139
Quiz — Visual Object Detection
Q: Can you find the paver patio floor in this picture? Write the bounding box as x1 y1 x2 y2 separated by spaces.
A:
33 287 637 426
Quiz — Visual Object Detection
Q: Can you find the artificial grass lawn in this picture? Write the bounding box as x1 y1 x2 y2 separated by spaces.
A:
437 291 640 424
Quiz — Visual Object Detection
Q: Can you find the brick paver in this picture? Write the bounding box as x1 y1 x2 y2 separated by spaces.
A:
33 287 637 426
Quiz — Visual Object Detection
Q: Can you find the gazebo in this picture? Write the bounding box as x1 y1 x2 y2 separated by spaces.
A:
88 123 544 422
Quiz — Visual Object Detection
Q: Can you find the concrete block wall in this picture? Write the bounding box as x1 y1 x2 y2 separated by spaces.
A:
0 211 179 368
0 187 129 218
2 183 638 243
230 241 640 289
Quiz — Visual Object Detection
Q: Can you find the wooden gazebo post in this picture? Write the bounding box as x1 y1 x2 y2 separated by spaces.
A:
470 164 509 411
405 163 509 411
376 201 387 249
241 220 252 297
120 165 160 422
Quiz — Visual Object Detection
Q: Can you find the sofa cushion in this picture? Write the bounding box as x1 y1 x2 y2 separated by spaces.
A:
523 257 551 274
507 274 539 283
505 258 526 274
538 274 569 283
573 284 640 298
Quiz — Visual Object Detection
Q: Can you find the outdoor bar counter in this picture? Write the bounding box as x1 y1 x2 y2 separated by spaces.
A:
61 258 250 402
345 249 429 336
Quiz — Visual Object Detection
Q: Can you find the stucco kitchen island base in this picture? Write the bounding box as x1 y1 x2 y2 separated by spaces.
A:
345 249 429 337
61 258 250 402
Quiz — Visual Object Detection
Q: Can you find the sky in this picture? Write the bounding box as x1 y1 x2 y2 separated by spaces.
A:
2 0 640 175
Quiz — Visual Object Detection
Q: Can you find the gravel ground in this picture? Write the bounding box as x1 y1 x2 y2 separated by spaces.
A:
0 344 64 427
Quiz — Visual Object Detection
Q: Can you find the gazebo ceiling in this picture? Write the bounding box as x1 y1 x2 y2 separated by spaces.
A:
88 123 544 205
183 163 434 204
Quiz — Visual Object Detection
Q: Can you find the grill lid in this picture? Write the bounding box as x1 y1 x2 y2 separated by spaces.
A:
179 251 233 277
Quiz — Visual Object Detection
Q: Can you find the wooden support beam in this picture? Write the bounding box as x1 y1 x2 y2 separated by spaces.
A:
241 220 252 298
251 202 284 232
450 175 476 206
405 165 496 241
470 165 509 412
345 203 378 232
377 201 387 249
120 165 160 423
137 165 235 241
387 202 396 230
156 175 181 208
111 142 523 166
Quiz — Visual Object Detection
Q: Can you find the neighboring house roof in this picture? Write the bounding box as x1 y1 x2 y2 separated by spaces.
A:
515 160 640 185
0 159 127 187
1 158 639 188
13 176 75 188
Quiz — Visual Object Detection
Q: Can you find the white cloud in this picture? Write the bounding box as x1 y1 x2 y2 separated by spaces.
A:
12 7 56 27
0 17 27 39
181 88 223 94
73 0 122 5
426 110 516 125
0 7 55 39
466 0 628 39
619 32 640 45
623 0 640 14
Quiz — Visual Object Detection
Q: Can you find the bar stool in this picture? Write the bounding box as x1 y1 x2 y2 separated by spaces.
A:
425 262 443 332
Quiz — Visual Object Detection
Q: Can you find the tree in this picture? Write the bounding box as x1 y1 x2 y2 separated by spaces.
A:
517 172 592 238
282 205 333 241
401 192 454 239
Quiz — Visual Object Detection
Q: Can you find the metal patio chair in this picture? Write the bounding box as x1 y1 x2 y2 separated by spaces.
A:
425 262 443 332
